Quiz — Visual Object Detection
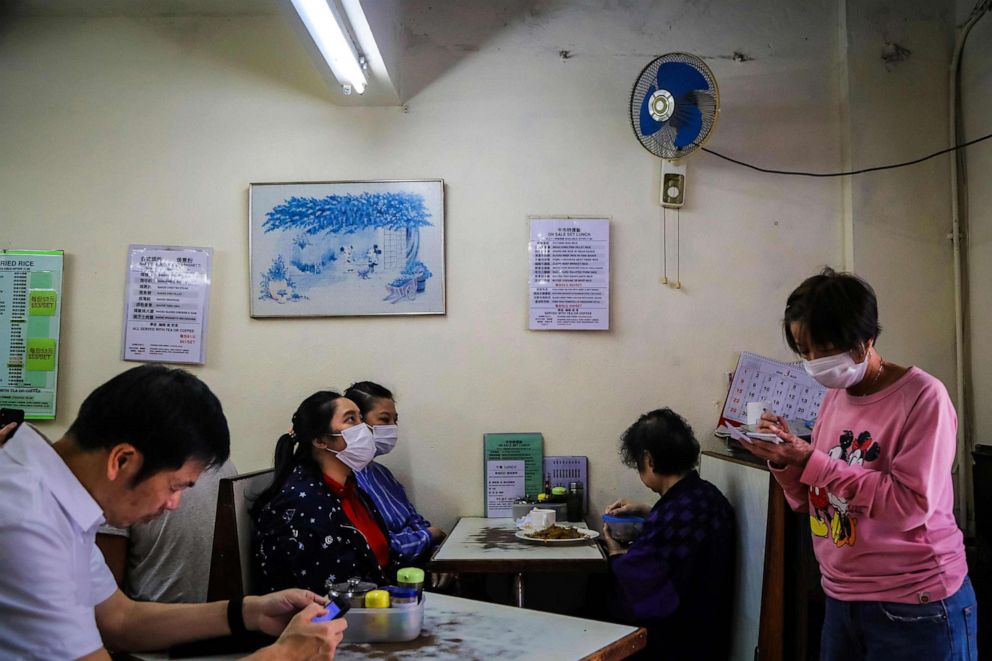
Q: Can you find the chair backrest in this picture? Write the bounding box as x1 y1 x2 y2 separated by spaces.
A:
206 468 274 601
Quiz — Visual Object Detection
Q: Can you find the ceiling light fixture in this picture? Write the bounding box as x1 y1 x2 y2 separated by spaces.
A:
289 0 367 95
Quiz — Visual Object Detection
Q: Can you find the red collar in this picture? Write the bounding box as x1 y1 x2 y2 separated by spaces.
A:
321 472 356 498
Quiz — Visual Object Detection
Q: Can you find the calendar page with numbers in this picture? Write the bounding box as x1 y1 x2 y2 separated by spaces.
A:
719 352 828 427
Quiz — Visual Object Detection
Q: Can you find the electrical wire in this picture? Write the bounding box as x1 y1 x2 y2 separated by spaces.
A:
700 131 992 177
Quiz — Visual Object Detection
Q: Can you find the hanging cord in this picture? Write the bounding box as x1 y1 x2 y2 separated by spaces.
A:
661 206 669 284
675 208 682 289
700 131 992 178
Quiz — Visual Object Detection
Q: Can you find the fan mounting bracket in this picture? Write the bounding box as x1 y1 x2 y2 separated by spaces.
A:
661 159 687 209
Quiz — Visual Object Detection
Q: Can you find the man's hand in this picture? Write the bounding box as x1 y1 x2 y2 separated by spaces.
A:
244 589 328 637
604 498 650 517
0 422 17 446
427 526 446 544
263 603 346 661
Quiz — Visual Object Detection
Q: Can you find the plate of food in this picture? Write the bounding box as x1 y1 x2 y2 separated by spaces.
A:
515 525 600 545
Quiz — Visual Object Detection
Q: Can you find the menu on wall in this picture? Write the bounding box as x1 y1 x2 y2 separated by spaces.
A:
0 250 64 420
122 245 212 365
528 217 610 330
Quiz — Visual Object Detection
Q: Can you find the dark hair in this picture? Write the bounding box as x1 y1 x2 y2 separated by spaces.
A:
783 267 881 355
619 408 699 476
344 381 394 418
67 364 229 485
253 391 343 512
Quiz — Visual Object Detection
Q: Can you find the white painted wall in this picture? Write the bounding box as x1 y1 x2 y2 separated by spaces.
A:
700 454 770 661
958 2 992 447
844 0 957 389
1 0 894 534
841 0 970 520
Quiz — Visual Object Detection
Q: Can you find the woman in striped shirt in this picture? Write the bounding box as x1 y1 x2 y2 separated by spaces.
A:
345 382 446 565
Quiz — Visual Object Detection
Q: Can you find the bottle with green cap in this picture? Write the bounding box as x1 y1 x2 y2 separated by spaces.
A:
396 567 425 601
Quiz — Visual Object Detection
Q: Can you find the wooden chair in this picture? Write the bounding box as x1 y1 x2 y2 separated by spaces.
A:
206 468 274 601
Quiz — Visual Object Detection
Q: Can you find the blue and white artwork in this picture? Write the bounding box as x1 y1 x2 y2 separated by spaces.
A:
250 180 445 317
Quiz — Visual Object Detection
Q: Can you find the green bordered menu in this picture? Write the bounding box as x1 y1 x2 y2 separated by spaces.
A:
483 432 543 516
0 250 64 420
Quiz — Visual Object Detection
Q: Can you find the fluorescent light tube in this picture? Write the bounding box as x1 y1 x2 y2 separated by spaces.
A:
290 0 367 94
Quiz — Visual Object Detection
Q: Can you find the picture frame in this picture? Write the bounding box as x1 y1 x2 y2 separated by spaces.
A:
249 180 445 317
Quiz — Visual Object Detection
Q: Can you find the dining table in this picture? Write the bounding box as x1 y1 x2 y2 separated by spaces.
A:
120 592 646 660
429 516 608 607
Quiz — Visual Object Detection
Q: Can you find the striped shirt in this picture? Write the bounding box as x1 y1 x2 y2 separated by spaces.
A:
354 461 433 563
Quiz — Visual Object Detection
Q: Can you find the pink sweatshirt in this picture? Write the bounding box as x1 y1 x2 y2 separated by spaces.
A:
771 366 967 603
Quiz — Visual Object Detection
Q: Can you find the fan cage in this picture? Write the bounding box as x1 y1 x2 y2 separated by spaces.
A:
629 52 720 160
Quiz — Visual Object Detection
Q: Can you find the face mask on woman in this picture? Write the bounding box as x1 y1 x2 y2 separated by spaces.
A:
802 351 869 389
324 423 376 472
371 425 398 456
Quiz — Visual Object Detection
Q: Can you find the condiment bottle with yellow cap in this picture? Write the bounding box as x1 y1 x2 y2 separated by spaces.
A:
364 589 391 609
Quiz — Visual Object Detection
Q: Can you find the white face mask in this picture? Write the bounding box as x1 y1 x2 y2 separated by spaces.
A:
324 423 376 472
372 425 398 456
802 351 869 389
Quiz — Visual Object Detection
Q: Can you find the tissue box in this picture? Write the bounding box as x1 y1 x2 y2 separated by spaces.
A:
512 501 567 521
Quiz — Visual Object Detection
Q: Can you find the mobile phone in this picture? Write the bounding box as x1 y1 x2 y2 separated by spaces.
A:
311 595 351 623
0 408 25 434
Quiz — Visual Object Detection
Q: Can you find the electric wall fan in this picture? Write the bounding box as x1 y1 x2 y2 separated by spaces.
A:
629 52 719 287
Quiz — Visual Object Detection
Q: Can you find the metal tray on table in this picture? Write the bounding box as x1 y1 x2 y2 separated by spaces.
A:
340 595 425 643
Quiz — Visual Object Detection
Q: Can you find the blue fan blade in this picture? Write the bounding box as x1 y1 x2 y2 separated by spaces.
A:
671 103 703 147
656 61 709 98
638 84 663 136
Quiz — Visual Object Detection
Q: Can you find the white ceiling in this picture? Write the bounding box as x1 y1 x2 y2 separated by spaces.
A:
3 0 280 17
0 1 556 104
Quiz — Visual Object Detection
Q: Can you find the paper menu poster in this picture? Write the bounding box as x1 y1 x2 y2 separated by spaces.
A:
122 245 212 365
0 250 64 420
720 352 827 427
483 432 543 514
528 217 610 330
485 460 525 518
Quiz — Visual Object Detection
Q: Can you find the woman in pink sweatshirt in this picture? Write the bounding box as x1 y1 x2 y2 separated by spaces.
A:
742 268 977 661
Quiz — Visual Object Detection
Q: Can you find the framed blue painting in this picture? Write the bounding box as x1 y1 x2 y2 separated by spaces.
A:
249 180 445 317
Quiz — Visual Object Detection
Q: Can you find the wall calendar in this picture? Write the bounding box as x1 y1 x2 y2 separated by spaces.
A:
719 351 827 428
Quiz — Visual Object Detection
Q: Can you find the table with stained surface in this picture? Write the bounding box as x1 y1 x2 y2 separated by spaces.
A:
123 592 646 661
429 517 609 607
